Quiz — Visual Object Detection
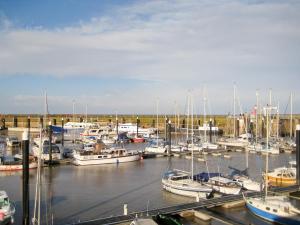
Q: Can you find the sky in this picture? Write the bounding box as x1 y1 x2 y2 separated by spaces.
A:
0 0 299 115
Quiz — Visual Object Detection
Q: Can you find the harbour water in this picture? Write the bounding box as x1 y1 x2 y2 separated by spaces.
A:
0 134 296 225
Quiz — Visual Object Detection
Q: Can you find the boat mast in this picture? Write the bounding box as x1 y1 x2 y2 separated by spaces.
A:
85 104 88 123
277 102 279 140
186 93 190 142
44 90 48 128
72 99 75 144
204 91 207 143
233 84 236 138
191 94 194 179
290 92 293 139
265 106 269 199
256 90 259 144
156 99 159 147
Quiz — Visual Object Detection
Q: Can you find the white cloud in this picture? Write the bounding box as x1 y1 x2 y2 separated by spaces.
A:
0 0 299 113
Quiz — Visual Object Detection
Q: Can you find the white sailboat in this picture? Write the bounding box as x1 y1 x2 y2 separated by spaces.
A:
162 94 213 199
145 99 167 154
243 107 300 224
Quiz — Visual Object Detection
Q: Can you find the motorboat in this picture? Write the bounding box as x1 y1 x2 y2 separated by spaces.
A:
144 144 166 154
265 162 296 186
204 176 241 195
73 143 140 166
0 155 37 171
31 138 62 161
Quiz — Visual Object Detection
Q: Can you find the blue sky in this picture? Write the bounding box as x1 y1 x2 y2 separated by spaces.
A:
0 0 299 115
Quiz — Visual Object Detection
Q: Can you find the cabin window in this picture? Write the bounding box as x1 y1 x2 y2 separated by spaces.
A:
249 201 253 205
266 207 270 211
98 156 102 159
103 156 107 158
273 209 277 213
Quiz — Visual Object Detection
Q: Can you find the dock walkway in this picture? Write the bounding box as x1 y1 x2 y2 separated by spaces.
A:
70 185 299 225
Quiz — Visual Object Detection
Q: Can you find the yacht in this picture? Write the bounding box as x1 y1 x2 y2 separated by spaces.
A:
73 145 140 166
204 176 241 195
114 123 156 137
162 169 213 199
265 162 296 186
244 195 300 224
32 138 62 161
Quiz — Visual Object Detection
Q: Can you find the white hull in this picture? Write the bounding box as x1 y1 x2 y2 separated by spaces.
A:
145 146 166 154
233 175 261 191
0 162 38 171
162 178 211 198
73 153 140 166
210 185 241 195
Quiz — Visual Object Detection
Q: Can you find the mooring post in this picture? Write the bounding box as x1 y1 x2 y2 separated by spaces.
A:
209 119 212 143
61 118 64 147
13 117 18 127
1 118 5 129
136 116 139 136
123 204 128 215
116 117 119 141
296 125 300 185
236 118 240 137
22 130 30 225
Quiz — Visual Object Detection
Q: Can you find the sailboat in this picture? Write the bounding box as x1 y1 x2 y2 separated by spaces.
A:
243 106 300 224
201 89 218 150
145 100 167 154
162 94 213 199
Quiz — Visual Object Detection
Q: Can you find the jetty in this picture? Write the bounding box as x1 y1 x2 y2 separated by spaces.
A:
69 185 299 225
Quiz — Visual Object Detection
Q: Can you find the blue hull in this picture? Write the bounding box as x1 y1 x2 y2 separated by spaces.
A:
246 202 300 225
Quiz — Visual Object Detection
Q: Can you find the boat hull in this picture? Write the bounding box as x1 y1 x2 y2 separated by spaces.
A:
73 154 140 166
162 178 211 198
0 162 38 171
246 201 300 225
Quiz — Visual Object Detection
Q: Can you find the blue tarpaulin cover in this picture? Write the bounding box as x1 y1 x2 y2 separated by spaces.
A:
50 125 65 134
193 172 221 182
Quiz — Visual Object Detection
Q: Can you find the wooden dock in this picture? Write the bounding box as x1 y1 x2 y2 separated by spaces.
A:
68 185 299 225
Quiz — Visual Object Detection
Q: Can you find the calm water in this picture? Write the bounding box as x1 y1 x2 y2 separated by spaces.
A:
0 132 296 225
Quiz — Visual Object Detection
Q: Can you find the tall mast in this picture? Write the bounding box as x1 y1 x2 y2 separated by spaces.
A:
186 94 190 141
156 99 159 147
43 90 48 128
191 94 194 179
265 106 269 199
277 102 280 140
256 90 259 144
204 91 207 143
290 92 293 138
85 104 88 123
233 84 236 137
